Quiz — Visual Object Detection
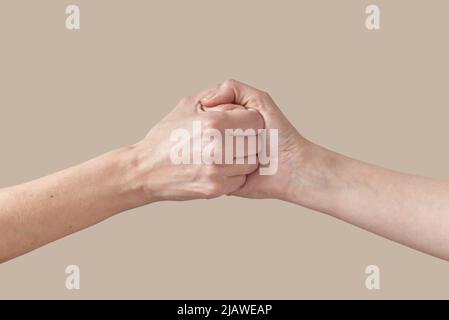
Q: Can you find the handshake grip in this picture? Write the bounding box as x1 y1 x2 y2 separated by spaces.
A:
138 79 305 202
0 79 308 264
169 113 279 176
2 79 449 263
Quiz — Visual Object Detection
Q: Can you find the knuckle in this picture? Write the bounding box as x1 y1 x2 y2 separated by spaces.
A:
223 78 237 87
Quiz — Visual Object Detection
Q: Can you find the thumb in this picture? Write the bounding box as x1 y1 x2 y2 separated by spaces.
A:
228 173 262 199
200 85 236 108
201 79 273 112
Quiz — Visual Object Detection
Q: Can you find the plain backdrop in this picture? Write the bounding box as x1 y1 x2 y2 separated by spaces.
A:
1 0 449 299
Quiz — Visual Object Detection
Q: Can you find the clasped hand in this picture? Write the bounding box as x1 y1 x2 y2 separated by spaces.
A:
4 79 449 263
133 79 306 203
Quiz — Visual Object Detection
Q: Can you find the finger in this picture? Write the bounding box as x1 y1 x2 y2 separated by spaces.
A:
222 175 247 195
176 84 222 111
202 103 243 112
202 131 261 158
201 79 270 110
218 157 259 176
194 83 221 102
222 107 265 132
217 108 264 158
200 104 265 157
201 84 235 106
229 175 260 199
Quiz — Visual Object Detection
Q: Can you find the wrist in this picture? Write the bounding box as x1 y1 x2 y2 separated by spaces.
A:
108 142 157 209
284 141 345 211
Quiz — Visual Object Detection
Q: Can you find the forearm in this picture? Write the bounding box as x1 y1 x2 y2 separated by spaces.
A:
289 142 449 260
0 144 146 263
0 84 261 263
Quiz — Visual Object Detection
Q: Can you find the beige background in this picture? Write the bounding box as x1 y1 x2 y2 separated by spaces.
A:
1 0 449 299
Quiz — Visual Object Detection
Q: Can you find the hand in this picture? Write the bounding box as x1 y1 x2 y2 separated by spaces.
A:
201 79 311 202
4 80 449 263
132 88 264 203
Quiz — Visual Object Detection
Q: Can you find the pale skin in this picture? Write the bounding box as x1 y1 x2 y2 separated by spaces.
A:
1 80 449 263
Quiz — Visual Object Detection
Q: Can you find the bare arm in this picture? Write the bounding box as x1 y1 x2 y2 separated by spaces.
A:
0 146 144 262
0 88 262 263
202 79 449 261
289 142 449 260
